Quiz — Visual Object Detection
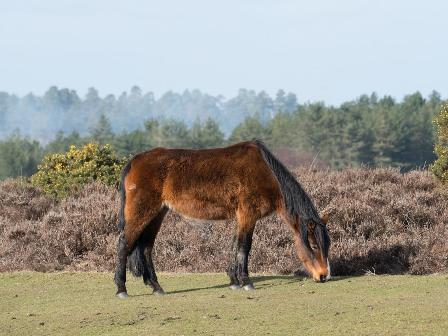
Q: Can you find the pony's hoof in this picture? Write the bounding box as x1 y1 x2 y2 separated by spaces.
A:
229 284 241 290
153 289 166 296
243 284 255 291
116 292 129 299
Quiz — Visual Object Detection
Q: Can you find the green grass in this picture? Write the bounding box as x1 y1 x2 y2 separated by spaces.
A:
1 272 447 336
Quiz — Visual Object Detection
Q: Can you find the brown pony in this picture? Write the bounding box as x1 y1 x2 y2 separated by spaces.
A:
114 140 330 298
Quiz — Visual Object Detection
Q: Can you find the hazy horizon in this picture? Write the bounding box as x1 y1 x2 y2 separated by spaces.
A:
1 1 447 104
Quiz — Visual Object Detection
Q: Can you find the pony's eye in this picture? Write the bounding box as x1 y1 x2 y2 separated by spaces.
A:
310 243 318 250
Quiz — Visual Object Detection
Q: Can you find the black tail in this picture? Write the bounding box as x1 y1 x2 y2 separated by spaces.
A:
118 159 146 277
128 217 164 277
118 159 132 232
127 236 148 277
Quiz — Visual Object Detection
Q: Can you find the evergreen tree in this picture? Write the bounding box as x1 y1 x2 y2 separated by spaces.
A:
159 119 191 147
113 130 151 156
45 131 84 153
190 118 224 148
228 116 269 144
0 132 43 179
90 114 114 145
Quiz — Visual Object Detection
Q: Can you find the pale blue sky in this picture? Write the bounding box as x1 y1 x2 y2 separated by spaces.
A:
0 0 447 104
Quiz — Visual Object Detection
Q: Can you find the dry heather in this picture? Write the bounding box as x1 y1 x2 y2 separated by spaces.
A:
0 168 447 275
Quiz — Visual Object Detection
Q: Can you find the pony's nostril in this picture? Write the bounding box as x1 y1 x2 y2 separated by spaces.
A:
320 275 326 283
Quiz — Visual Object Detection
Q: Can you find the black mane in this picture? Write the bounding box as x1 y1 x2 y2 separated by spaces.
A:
254 139 330 256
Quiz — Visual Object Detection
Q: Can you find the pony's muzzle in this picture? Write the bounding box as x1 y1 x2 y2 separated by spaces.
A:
312 274 327 283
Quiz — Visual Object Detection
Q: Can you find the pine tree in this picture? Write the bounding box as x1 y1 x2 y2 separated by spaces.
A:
159 119 190 147
190 118 224 148
90 114 114 145
228 116 269 144
0 132 43 179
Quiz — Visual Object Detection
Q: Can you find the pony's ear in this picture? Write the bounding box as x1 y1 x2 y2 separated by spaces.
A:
321 212 329 225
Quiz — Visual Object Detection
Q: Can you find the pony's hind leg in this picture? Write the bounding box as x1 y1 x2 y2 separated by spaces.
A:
140 207 168 295
114 189 163 297
114 232 129 298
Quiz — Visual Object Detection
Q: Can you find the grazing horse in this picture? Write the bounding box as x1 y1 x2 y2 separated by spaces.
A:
114 140 330 298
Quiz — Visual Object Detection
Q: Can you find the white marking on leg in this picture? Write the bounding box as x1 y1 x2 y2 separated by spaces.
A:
116 292 129 299
326 259 331 281
229 284 241 290
153 289 165 296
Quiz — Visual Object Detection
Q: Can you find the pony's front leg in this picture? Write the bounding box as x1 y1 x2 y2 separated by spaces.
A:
227 232 241 289
235 213 256 291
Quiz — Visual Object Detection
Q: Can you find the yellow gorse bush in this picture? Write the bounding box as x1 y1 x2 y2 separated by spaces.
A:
431 103 448 183
31 143 125 197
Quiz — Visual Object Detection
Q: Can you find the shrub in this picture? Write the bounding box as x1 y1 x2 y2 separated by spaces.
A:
31 143 125 197
2 167 447 275
431 103 448 182
0 179 54 222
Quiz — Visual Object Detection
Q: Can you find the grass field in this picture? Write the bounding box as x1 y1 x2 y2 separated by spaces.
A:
1 272 447 336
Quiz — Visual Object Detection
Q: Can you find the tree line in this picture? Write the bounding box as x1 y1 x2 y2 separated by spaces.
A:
0 86 298 142
0 90 444 179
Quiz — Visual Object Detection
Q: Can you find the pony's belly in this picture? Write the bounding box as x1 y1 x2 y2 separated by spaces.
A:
163 199 234 220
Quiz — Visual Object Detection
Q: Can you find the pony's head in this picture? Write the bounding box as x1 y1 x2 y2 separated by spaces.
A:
296 213 331 283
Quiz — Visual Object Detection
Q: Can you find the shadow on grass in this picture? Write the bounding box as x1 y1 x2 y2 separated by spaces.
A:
164 275 301 295
130 274 358 297
331 244 415 276
166 282 230 295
